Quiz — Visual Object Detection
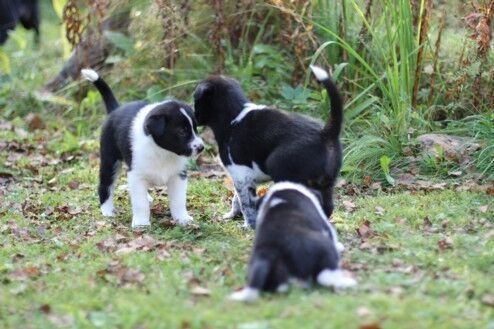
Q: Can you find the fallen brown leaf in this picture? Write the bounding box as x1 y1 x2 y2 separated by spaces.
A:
478 205 489 213
374 206 385 216
356 306 372 318
97 261 145 286
343 200 357 213
359 323 381 329
257 185 269 197
54 204 83 220
481 294 494 307
423 217 438 234
223 177 234 193
25 113 45 131
39 304 51 314
363 175 372 187
190 286 211 296
438 237 453 251
356 220 374 240
68 181 79 190
11 266 41 280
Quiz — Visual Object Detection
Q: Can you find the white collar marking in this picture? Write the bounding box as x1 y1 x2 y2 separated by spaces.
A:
231 103 266 125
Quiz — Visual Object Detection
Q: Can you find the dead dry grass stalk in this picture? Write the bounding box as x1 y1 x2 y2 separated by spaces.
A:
428 12 445 107
209 0 227 73
155 0 180 69
268 0 317 82
412 0 433 109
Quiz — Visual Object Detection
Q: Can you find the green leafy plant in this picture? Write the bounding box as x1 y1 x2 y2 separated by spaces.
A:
380 155 395 186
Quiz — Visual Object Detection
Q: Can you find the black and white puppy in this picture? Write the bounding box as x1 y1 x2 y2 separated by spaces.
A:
230 182 355 302
81 69 204 228
193 66 343 228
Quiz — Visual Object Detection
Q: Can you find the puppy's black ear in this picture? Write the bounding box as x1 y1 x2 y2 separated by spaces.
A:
194 82 211 100
144 115 166 137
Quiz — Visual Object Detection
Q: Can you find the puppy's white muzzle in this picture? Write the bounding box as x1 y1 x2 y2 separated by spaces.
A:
190 137 204 156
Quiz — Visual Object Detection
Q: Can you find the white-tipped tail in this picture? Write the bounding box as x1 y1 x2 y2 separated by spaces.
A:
317 269 357 289
310 65 329 81
229 287 260 302
81 68 99 82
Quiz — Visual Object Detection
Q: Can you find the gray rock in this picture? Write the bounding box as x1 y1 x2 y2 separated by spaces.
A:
416 134 480 161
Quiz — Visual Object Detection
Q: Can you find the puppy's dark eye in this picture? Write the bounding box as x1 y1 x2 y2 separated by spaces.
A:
178 128 188 137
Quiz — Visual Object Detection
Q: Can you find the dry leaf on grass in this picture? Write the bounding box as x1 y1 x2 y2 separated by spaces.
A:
343 200 357 213
10 266 41 281
478 205 489 213
25 113 45 131
190 286 211 296
359 323 381 329
374 206 385 216
97 261 145 286
481 294 494 307
438 237 453 251
356 220 374 240
39 304 52 314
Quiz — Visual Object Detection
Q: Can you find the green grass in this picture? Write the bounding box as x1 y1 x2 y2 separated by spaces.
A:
1 2 493 328
1 132 493 328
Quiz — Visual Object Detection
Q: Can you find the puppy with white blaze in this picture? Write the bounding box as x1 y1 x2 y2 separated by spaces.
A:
230 182 356 302
193 65 343 228
81 69 204 228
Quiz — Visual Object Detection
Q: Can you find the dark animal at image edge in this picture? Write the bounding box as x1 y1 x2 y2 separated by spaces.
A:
193 65 343 228
81 69 204 228
230 182 356 302
0 0 40 45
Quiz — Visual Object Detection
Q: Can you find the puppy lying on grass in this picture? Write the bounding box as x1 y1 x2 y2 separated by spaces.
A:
230 182 356 302
81 69 204 228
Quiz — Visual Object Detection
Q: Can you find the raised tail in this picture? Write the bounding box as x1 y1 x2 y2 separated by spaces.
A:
310 65 343 142
81 69 119 114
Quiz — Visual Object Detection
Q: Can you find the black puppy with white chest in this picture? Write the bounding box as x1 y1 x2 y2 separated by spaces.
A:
230 182 355 302
194 66 342 228
81 69 204 228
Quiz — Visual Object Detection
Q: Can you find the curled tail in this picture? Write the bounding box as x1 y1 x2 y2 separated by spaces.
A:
310 65 343 142
81 69 119 114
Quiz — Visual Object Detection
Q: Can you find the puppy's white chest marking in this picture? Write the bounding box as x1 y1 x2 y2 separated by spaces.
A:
131 103 187 186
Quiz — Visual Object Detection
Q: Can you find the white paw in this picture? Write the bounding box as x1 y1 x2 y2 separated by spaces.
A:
229 287 259 302
174 213 193 226
222 209 238 220
131 216 151 228
276 284 289 293
317 269 357 289
147 193 153 203
336 241 345 253
100 201 115 217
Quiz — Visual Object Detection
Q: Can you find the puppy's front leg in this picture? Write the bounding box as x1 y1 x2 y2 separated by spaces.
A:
223 192 241 220
128 171 151 228
236 182 258 229
167 174 192 225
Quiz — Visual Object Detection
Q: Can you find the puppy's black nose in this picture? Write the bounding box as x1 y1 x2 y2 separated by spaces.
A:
196 144 204 153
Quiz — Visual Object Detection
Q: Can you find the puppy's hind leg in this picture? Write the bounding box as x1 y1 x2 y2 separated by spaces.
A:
128 171 151 228
222 192 241 220
317 249 356 289
230 256 271 302
317 269 357 289
167 173 192 225
99 157 121 217
237 183 259 229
